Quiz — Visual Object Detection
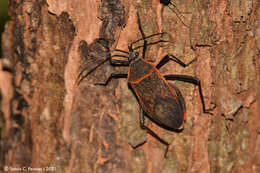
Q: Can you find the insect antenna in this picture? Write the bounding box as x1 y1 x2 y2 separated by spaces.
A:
136 12 146 39
136 12 148 59
130 32 169 48
133 40 169 51
166 1 190 28
131 13 173 55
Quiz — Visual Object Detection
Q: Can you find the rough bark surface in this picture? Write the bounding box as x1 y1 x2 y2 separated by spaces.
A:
0 0 259 173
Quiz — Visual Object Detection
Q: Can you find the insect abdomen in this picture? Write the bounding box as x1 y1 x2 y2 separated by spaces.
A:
130 70 184 129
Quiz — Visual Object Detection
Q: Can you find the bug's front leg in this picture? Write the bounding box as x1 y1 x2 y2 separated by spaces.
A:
110 59 130 66
156 54 196 69
95 72 128 86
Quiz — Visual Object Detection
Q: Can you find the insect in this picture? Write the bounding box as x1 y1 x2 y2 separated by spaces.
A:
159 0 190 28
77 13 215 157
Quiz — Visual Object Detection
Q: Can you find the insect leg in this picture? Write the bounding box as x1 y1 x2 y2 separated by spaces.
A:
110 55 129 59
95 72 128 86
111 48 130 59
164 75 216 114
113 49 129 54
140 107 169 158
156 54 196 69
110 59 130 66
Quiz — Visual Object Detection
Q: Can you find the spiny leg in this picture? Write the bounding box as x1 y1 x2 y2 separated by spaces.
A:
140 107 169 158
164 75 216 114
156 54 196 69
95 72 128 86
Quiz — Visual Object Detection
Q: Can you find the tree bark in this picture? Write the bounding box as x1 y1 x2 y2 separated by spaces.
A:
0 0 259 173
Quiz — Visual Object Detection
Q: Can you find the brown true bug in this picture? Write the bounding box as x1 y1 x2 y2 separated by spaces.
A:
159 0 190 28
77 13 215 157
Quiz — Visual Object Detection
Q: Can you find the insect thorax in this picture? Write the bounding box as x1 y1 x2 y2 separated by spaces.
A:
128 58 154 82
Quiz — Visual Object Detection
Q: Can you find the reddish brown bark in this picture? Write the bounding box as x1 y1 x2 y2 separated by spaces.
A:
0 0 259 173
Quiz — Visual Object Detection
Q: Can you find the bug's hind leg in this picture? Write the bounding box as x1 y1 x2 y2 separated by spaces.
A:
140 108 170 158
164 75 216 114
